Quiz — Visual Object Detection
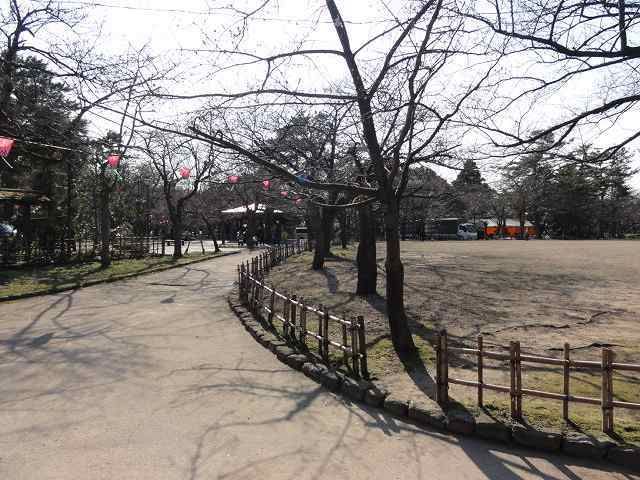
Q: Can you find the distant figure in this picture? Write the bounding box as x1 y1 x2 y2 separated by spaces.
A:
282 230 289 243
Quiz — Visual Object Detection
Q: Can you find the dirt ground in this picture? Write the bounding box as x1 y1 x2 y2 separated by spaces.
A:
266 240 640 443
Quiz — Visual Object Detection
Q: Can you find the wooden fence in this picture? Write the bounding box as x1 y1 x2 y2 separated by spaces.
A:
1 235 164 267
237 241 369 379
435 330 640 433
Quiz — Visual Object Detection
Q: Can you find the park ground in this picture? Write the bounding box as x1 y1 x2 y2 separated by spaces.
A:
1 249 637 479
265 240 640 444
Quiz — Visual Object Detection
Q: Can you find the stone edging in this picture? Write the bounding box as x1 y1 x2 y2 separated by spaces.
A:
0 250 240 303
227 286 639 472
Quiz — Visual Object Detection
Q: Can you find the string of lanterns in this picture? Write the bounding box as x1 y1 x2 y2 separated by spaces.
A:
1 133 307 206
226 173 306 206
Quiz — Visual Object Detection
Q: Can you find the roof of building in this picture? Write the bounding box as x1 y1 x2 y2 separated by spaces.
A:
221 203 283 215
0 188 51 204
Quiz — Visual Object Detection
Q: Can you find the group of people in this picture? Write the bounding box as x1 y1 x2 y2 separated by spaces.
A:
236 228 289 247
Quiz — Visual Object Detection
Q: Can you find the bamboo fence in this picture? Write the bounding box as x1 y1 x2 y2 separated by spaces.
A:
237 241 369 378
435 330 640 433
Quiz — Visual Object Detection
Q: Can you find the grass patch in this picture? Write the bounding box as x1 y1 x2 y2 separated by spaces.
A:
0 253 224 299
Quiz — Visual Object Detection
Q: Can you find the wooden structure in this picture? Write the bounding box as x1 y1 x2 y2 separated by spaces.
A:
237 241 369 378
435 330 640 433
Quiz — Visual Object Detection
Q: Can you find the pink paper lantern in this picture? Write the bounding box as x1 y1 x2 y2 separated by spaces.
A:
106 154 120 168
179 166 191 179
280 190 288 197
228 175 240 184
262 179 271 190
0 137 15 157
295 198 304 206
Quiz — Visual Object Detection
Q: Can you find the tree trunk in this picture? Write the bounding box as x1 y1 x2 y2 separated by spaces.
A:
99 189 111 268
322 208 334 255
384 202 415 353
339 210 348 249
202 216 220 253
172 211 183 259
356 204 377 295
311 205 326 270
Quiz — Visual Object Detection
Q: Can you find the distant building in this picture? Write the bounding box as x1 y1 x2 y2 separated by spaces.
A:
482 218 537 238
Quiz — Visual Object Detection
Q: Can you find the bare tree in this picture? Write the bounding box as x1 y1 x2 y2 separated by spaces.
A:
169 0 504 352
465 1 640 157
141 131 221 258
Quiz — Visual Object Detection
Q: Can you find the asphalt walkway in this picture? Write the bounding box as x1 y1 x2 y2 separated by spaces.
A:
0 251 636 479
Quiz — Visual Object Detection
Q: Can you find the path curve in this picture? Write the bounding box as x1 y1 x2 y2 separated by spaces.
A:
0 251 636 479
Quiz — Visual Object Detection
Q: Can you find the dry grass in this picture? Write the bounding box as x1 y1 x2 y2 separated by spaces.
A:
264 240 640 444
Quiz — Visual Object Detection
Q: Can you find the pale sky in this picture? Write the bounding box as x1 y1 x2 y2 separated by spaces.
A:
34 0 640 190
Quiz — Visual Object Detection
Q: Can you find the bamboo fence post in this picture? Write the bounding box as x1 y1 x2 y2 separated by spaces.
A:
515 341 522 419
350 318 360 378
436 331 442 403
300 298 307 348
317 304 324 356
258 275 265 320
268 289 275 326
357 316 369 379
510 341 516 419
509 341 523 420
323 310 330 361
477 335 484 407
436 330 449 405
602 348 614 433
290 295 297 341
563 343 570 421
342 320 349 368
283 293 290 338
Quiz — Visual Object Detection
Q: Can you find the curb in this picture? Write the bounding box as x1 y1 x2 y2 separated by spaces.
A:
0 250 240 303
227 286 639 472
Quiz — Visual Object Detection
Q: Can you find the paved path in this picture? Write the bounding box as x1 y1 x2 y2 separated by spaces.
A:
1 251 637 480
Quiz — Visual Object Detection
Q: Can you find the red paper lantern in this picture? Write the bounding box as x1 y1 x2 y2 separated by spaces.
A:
262 179 271 190
0 137 15 157
106 154 120 168
280 190 288 197
295 198 303 206
228 175 239 184
179 166 191 179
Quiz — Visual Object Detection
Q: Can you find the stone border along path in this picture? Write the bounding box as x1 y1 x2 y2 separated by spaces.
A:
0 250 240 302
228 286 640 471
2 249 637 479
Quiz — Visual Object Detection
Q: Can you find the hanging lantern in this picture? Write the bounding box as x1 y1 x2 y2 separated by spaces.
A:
262 179 271 190
295 198 304 206
106 154 120 168
0 137 15 157
280 190 288 197
179 166 191 179
228 175 239 184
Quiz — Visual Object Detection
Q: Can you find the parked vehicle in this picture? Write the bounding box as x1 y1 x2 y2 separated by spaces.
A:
295 225 308 240
0 223 16 238
457 223 478 240
425 218 478 240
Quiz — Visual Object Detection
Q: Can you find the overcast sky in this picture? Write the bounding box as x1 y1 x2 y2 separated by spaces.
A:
52 0 640 190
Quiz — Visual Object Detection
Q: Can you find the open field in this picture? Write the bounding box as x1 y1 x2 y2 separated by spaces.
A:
265 240 640 443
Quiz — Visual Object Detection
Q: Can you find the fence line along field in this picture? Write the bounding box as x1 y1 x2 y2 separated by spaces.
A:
263 240 640 443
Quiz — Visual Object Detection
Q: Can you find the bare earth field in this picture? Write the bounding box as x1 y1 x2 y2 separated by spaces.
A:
265 240 640 443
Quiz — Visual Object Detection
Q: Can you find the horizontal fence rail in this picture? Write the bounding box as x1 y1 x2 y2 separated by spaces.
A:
236 240 369 379
1 236 165 267
435 330 640 433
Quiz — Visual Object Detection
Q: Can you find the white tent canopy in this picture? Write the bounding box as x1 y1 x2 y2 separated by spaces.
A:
221 203 283 215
